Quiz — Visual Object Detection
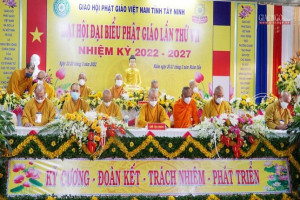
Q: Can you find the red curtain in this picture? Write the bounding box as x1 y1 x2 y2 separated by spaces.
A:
272 5 282 97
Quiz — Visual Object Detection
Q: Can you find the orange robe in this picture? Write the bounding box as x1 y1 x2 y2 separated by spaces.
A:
201 99 232 121
80 85 92 100
95 102 122 119
61 98 90 115
7 69 33 98
110 85 125 99
21 98 56 126
29 82 56 99
137 103 170 128
173 99 199 128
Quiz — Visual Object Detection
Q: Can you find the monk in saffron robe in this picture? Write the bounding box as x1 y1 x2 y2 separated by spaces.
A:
29 71 56 99
78 72 92 100
110 74 126 99
173 87 199 128
7 62 35 98
137 88 170 128
189 80 202 99
61 83 90 115
22 84 56 127
202 86 231 121
96 89 122 119
265 91 293 130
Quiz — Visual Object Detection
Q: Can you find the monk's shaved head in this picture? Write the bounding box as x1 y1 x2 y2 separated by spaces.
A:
37 71 46 78
148 88 159 101
115 74 123 80
182 87 192 98
71 83 80 93
34 84 46 100
35 84 45 93
189 80 196 88
151 80 159 89
103 89 112 102
78 72 87 81
280 91 291 103
214 86 224 94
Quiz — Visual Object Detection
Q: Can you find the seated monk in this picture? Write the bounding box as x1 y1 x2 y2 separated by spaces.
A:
265 91 293 130
110 74 126 99
145 80 161 101
124 55 141 89
29 71 56 99
137 88 170 128
189 80 202 99
202 86 231 121
173 87 199 128
61 83 90 115
22 84 56 127
7 62 35 98
96 89 122 119
78 72 92 100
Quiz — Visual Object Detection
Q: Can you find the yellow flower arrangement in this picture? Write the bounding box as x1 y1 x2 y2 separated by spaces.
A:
45 196 56 200
258 93 278 110
9 139 14 145
130 142 134 147
87 91 102 109
91 196 98 200
277 51 300 95
112 147 116 152
149 147 153 153
189 147 193 152
168 142 173 148
230 95 257 113
29 148 34 154
51 141 56 147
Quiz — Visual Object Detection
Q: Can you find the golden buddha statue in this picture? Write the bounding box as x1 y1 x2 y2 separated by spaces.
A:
124 55 141 90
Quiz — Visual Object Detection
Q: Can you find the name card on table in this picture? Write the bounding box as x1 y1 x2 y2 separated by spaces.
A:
138 101 148 105
148 123 166 130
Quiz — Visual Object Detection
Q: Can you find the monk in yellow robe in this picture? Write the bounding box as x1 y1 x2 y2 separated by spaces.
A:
29 71 56 99
78 72 92 100
189 80 202 99
202 86 231 121
124 55 141 88
7 62 35 98
61 83 90 115
173 87 199 128
22 84 56 127
265 91 293 130
137 88 170 128
110 74 126 99
96 89 122 119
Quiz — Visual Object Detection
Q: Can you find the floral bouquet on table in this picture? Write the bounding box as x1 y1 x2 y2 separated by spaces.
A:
0 87 7 106
39 111 130 156
230 94 257 115
193 113 268 158
113 98 139 111
287 97 300 151
158 93 175 113
277 51 300 97
51 92 71 110
4 93 20 110
86 91 102 110
257 93 278 111
194 96 208 110
19 92 33 109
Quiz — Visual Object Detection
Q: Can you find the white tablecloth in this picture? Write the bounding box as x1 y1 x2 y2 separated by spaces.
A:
8 126 289 139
